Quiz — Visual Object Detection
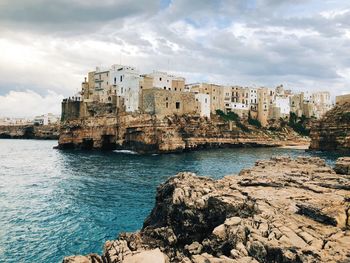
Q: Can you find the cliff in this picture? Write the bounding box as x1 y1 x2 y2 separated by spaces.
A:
58 113 309 153
309 102 350 152
63 156 350 263
0 124 59 140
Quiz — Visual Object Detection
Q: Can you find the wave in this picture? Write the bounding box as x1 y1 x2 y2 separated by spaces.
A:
113 150 138 155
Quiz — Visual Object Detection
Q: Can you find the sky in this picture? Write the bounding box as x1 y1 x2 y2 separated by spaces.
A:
0 0 350 117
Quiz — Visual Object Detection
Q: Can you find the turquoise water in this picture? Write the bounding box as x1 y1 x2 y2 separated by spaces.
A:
0 139 344 263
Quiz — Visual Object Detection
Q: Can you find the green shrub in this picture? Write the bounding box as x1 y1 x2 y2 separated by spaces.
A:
236 120 250 132
342 112 350 121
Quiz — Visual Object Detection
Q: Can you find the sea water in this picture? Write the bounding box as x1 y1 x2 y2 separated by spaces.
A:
0 139 343 263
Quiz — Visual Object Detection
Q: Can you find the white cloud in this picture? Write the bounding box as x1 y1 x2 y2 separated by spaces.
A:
0 0 350 117
0 90 64 118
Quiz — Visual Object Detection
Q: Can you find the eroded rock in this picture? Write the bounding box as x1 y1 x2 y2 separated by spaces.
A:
63 156 350 263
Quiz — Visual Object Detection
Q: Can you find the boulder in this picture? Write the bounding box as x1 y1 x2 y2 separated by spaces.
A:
334 157 350 175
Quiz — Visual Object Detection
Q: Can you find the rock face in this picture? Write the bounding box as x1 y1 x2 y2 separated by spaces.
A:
0 124 59 139
309 102 350 152
58 113 309 153
63 157 350 263
334 157 350 175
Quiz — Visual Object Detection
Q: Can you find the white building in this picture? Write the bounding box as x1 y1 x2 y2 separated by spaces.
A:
195 93 210 118
248 88 258 111
33 113 60 126
147 71 185 91
109 64 141 112
92 65 141 112
275 97 290 116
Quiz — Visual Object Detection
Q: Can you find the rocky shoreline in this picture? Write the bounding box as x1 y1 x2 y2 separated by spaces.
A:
0 124 59 140
58 114 309 153
63 156 350 263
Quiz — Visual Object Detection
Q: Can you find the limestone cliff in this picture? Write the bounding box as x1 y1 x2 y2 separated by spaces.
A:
0 124 59 139
309 102 350 152
63 156 350 263
58 113 309 153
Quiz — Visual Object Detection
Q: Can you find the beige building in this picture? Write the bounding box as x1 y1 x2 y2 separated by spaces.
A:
140 88 198 117
257 87 270 126
187 83 225 113
290 93 304 117
336 94 350 105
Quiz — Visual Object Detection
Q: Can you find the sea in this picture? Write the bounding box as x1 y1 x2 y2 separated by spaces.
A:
0 139 344 263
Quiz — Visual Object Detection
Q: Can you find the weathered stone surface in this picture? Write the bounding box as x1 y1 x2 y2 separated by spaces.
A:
63 156 350 263
334 157 350 175
0 124 59 139
310 102 350 152
58 111 309 153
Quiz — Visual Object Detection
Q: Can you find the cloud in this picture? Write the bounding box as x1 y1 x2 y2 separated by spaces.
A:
1 0 350 116
0 90 64 118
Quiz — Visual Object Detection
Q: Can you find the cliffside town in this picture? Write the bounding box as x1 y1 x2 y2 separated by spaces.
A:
58 64 333 152
63 156 350 263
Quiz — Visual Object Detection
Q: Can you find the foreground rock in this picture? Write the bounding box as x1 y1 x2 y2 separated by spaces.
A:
63 157 350 263
310 102 350 152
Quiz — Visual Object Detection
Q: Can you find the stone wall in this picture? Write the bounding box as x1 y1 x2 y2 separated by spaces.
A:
140 88 198 117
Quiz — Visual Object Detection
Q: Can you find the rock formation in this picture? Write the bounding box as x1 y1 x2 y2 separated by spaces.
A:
309 102 350 152
0 124 59 139
58 112 309 153
63 156 350 263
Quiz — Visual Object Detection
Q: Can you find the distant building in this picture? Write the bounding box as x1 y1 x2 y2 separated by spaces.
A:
33 113 60 125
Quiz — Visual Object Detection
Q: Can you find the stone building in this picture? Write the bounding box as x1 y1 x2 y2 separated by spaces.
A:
194 93 211 118
186 83 225 113
145 71 185 92
336 94 350 105
290 93 304 117
312 92 332 118
140 88 198 117
257 88 270 126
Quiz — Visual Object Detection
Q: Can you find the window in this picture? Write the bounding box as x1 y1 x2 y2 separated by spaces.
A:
140 86 143 89
205 98 207 103
175 88 177 91
160 77 162 81
164 87 166 90
176 102 180 109
114 77 116 84
166 102 169 108
120 76 123 82
166 97 168 101
121 87 123 93
213 96 216 100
